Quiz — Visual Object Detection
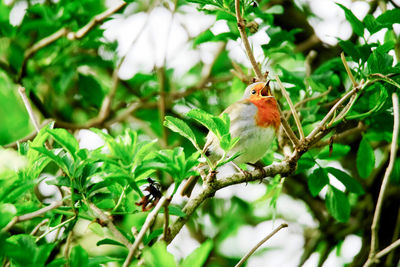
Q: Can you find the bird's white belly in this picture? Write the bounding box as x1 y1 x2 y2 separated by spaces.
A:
229 124 275 164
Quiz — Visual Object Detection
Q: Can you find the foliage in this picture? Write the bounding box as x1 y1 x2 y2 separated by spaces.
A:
0 0 399 266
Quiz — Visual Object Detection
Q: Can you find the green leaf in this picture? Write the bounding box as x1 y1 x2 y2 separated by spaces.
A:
96 238 125 248
47 128 79 160
376 9 400 27
308 168 329 197
181 240 213 267
339 40 361 62
31 147 71 176
326 167 365 195
367 50 393 74
164 116 198 149
337 3 365 37
168 205 186 217
88 222 104 236
69 245 89 267
325 185 350 222
187 109 219 137
193 29 215 47
356 137 375 178
142 241 177 267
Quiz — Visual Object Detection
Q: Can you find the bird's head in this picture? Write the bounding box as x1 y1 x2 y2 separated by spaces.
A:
242 81 274 101
243 81 280 130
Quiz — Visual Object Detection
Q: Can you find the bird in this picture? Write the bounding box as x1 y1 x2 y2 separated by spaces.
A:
181 80 281 197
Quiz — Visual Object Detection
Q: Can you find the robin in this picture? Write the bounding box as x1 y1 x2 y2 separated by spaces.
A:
181 81 281 197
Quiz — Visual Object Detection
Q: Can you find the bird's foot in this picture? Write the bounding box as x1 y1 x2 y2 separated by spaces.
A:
240 169 252 185
248 162 267 183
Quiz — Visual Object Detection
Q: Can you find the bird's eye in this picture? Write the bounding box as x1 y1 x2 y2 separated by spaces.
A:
251 89 256 94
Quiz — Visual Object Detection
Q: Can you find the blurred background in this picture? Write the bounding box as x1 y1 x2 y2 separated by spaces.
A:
1 0 399 266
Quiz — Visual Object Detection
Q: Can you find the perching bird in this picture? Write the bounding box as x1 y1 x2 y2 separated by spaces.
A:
181 81 281 197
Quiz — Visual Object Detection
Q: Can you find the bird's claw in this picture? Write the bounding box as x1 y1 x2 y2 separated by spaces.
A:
239 169 251 185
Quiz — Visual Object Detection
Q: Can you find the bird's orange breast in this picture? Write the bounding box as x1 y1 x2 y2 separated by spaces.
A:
250 97 280 131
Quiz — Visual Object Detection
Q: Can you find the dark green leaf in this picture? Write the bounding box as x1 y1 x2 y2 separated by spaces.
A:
376 9 400 26
96 238 126 248
337 3 365 36
367 50 393 74
356 137 375 178
325 185 350 222
326 167 365 195
308 168 329 197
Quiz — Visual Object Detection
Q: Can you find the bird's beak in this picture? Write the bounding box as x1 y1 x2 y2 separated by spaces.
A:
260 80 272 97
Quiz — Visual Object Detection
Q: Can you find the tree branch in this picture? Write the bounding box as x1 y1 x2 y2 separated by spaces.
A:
1 201 62 234
234 0 263 80
235 223 288 267
364 93 399 267
89 203 131 248
123 196 168 267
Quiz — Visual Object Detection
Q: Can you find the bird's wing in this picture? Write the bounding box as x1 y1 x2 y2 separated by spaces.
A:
202 99 253 154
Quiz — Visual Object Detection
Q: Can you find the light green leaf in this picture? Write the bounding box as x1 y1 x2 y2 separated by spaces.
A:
325 185 350 222
31 147 71 176
326 167 365 195
47 128 79 160
142 241 177 267
181 240 213 267
69 245 89 267
308 168 329 197
356 137 375 178
187 109 219 137
164 116 198 149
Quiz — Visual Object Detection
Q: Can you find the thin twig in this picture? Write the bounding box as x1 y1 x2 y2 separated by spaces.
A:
163 197 172 241
294 86 332 109
1 201 62 233
157 67 168 147
30 218 49 235
235 223 289 267
276 76 305 140
89 203 131 247
18 86 41 133
35 216 76 242
64 229 74 260
123 196 168 267
306 87 359 141
20 2 126 82
364 93 399 267
234 0 263 80
376 238 400 260
67 1 126 40
341 52 357 87
311 122 367 148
